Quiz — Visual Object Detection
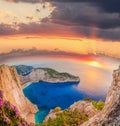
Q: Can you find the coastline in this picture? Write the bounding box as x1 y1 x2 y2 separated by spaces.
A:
22 82 32 88
22 79 80 89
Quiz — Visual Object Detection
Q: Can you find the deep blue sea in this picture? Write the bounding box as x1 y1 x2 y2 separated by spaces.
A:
23 81 104 124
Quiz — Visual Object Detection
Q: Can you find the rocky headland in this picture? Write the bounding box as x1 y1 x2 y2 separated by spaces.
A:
18 67 80 86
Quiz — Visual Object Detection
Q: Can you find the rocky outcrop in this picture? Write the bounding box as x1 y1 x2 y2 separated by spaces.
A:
70 101 99 118
19 68 80 86
81 66 120 126
0 65 38 123
45 101 98 122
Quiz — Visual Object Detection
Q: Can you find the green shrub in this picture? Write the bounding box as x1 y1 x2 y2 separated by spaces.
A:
83 98 105 110
53 107 61 112
39 109 88 126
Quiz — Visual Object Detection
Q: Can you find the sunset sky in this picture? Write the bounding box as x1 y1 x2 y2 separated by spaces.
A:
0 0 120 61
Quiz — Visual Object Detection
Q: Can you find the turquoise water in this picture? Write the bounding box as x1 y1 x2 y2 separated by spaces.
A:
23 81 105 124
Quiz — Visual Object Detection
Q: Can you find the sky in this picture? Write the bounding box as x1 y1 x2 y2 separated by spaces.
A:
0 0 120 61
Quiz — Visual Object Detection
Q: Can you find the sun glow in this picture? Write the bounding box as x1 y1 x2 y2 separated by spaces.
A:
88 61 102 68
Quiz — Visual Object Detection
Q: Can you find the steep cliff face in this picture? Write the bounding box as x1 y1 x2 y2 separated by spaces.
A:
81 66 120 126
19 68 80 85
0 65 38 123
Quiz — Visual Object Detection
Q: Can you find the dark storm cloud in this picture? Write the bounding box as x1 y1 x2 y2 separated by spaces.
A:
48 2 120 40
47 0 120 13
50 2 120 29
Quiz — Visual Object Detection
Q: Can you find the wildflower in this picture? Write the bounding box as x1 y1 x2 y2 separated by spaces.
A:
14 107 19 116
0 98 3 107
3 100 10 108
4 116 10 124
10 104 20 116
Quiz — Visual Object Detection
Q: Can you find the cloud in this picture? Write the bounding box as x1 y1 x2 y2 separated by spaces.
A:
50 2 120 29
47 0 120 14
2 0 120 41
48 2 120 40
0 21 120 41
5 0 120 13
0 48 119 64
0 48 93 63
5 0 41 3
0 23 17 35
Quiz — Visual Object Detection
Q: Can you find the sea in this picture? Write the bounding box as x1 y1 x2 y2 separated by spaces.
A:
4 55 120 124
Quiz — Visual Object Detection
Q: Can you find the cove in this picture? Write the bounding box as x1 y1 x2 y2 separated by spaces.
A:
23 81 103 124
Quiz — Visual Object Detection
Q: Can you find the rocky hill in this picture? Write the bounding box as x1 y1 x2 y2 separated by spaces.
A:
19 67 80 85
0 65 38 123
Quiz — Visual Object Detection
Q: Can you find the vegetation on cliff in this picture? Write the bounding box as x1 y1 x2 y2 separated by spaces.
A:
0 90 34 126
36 67 79 80
83 98 105 110
15 65 79 81
39 108 88 126
38 98 104 126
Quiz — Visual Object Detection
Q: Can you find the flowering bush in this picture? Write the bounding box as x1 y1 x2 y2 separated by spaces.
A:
0 90 32 126
0 98 3 107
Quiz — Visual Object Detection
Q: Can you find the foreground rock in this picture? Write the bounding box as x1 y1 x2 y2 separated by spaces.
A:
45 101 99 122
0 65 38 123
81 66 120 126
19 67 80 85
70 101 99 118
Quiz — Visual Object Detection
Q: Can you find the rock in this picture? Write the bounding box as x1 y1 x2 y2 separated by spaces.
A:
70 101 99 118
0 65 38 123
19 67 80 86
44 109 62 122
44 101 98 122
81 66 120 126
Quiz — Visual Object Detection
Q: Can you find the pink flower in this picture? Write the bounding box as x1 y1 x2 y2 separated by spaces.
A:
3 100 10 108
18 124 23 126
0 98 3 107
10 104 15 110
10 104 20 116
4 116 10 124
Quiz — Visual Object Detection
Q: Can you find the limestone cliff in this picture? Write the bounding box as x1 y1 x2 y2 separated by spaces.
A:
19 67 80 85
0 65 38 123
81 66 120 126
